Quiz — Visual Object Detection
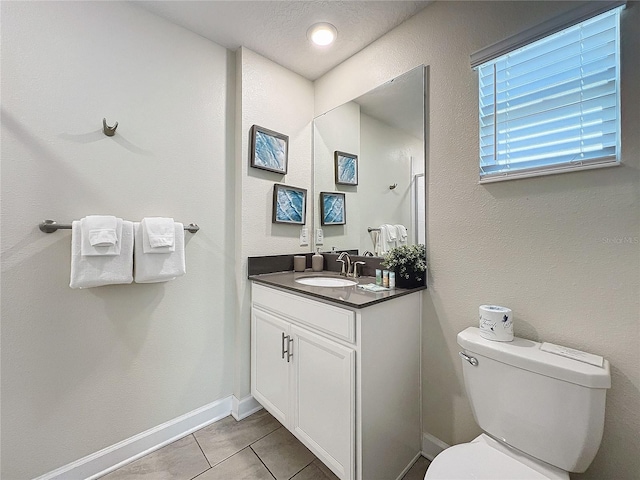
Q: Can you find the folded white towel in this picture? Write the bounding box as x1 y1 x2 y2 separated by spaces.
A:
141 217 176 254
89 229 118 247
134 222 185 283
395 224 408 240
70 220 134 289
385 223 398 241
81 215 121 256
379 224 398 254
394 224 408 246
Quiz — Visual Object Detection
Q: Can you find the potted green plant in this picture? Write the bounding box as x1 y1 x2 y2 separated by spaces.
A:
381 244 427 289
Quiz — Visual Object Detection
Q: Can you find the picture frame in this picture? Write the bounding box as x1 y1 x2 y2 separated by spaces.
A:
250 125 289 174
320 192 346 226
272 184 307 225
334 151 358 186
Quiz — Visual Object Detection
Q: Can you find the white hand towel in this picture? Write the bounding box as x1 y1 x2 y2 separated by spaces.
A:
394 224 408 245
395 224 408 240
134 222 185 283
70 220 134 289
81 215 121 256
370 230 381 256
89 229 118 247
379 224 398 254
385 224 398 241
141 217 176 253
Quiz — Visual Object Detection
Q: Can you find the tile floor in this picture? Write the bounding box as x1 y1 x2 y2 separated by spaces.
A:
100 409 431 480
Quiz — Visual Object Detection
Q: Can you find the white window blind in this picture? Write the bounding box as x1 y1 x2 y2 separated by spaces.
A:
476 6 622 182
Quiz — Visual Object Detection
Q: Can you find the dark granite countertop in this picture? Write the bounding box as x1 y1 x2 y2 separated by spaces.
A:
249 270 426 309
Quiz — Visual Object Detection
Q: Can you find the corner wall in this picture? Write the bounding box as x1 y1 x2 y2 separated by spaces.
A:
315 2 640 479
0 2 236 478
234 48 314 399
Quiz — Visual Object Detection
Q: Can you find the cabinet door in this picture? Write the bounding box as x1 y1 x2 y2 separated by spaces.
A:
251 307 291 425
290 325 355 480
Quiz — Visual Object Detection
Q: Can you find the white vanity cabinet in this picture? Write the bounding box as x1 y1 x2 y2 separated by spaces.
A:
251 282 422 480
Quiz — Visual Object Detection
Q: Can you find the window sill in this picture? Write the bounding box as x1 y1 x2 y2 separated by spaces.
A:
478 160 621 184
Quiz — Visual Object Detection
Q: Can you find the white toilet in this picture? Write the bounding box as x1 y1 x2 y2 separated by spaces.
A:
425 327 611 479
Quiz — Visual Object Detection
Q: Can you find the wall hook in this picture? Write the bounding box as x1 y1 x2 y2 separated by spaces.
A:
103 118 118 136
389 183 398 190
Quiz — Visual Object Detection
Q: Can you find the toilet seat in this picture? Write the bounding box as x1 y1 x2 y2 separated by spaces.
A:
424 434 569 480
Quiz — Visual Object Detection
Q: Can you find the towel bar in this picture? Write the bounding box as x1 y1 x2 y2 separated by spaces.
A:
367 226 408 233
39 220 200 234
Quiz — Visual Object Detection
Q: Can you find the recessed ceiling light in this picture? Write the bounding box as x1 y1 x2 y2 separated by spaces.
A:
307 22 337 47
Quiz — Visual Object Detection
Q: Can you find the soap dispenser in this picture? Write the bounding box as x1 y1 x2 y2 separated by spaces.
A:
312 249 324 272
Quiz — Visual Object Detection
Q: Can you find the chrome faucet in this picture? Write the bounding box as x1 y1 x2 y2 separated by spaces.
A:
336 252 351 276
352 261 366 278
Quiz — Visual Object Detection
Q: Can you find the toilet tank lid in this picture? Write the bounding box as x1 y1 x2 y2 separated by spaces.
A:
457 327 611 388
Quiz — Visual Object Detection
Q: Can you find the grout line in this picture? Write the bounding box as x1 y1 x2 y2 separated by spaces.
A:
250 424 284 446
288 456 316 480
192 422 282 469
190 410 283 470
189 411 283 476
189 466 212 480
192 433 212 469
250 445 277 480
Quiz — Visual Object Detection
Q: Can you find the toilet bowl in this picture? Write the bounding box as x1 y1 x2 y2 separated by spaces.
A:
425 434 568 480
424 327 611 479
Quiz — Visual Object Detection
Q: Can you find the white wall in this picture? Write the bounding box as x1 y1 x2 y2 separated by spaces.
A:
0 2 236 478
316 2 640 479
313 101 361 251
234 48 314 398
3 2 638 479
359 113 420 252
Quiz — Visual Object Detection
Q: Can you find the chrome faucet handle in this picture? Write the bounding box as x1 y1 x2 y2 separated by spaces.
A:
337 252 352 276
352 261 366 278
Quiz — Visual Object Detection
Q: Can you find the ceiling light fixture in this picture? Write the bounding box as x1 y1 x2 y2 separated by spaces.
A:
307 22 337 47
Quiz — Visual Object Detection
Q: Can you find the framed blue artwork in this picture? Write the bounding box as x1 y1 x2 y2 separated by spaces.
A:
334 151 358 186
251 125 289 174
320 192 346 226
272 184 307 225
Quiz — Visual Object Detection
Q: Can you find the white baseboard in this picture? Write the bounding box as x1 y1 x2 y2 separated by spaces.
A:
231 394 264 421
422 432 449 461
35 395 262 480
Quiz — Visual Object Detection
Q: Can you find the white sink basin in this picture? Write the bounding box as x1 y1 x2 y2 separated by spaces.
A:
295 276 357 287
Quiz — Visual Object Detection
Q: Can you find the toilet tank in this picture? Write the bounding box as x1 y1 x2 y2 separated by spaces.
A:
457 327 611 473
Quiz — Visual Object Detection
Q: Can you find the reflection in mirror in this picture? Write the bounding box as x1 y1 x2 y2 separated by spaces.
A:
312 65 426 256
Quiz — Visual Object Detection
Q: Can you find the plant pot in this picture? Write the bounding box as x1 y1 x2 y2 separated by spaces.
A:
395 270 426 289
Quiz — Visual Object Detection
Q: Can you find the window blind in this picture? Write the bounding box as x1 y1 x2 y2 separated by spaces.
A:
476 6 622 182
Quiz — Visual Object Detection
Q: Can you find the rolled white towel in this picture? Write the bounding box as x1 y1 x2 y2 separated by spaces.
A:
70 220 134 288
81 215 121 256
141 217 176 253
134 222 185 283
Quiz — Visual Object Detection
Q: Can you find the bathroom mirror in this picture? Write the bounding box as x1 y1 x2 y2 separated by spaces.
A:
312 65 426 256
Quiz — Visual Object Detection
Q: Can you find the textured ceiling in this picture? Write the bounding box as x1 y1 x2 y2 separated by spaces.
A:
135 1 431 80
